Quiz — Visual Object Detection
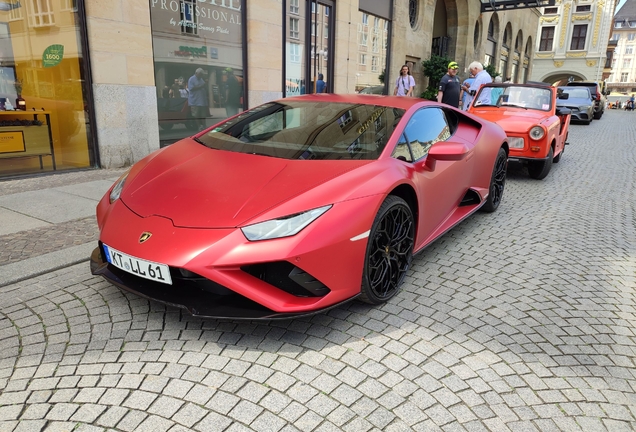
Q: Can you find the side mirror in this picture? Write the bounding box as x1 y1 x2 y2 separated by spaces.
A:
425 141 470 170
555 107 571 116
591 94 597 100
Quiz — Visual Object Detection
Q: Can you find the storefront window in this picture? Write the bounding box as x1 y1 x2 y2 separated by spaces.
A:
0 0 93 178
150 0 245 146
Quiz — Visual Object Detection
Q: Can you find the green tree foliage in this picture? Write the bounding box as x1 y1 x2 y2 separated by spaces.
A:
485 63 500 79
379 69 385 85
421 54 452 100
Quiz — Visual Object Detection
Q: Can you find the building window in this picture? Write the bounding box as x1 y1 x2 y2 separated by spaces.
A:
612 33 620 41
371 56 378 72
290 0 299 14
324 24 328 38
362 13 368 25
325 6 329 16
575 5 591 12
361 32 368 46
409 0 418 29
621 72 629 82
539 27 555 51
474 21 480 51
629 33 636 41
612 58 617 67
630 21 636 28
488 20 495 41
615 22 623 29
289 43 301 63
290 18 299 39
372 36 378 52
503 27 510 48
9 0 24 20
374 17 380 29
28 0 55 27
624 59 632 68
570 25 587 50
360 53 366 65
626 46 634 55
180 0 197 35
61 0 78 11
544 7 558 14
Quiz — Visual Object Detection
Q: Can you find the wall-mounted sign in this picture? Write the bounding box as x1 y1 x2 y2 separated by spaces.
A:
174 46 207 58
42 45 64 68
0 131 25 153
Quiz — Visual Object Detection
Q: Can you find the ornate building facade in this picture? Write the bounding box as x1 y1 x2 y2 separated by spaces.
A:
530 0 617 84
606 0 636 93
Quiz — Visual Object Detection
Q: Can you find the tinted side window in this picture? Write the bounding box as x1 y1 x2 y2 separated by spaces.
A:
403 108 451 161
391 133 413 162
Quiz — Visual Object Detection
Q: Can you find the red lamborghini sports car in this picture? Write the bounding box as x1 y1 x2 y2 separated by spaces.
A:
90 94 509 319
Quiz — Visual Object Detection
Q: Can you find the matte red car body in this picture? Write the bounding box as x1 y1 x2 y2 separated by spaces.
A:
92 94 508 319
467 83 570 162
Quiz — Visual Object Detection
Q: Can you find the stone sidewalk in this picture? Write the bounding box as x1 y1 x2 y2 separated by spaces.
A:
0 168 127 286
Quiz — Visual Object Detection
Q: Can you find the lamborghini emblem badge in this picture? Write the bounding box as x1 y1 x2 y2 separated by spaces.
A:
139 232 152 244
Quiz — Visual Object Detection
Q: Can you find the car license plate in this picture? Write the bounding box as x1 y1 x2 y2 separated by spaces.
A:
103 244 172 285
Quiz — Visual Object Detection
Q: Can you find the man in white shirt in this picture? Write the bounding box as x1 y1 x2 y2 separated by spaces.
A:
463 61 492 106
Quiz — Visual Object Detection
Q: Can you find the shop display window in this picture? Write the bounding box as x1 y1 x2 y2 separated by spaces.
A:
0 0 93 178
150 0 246 147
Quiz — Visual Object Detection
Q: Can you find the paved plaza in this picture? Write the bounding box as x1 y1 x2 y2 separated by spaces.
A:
0 111 634 431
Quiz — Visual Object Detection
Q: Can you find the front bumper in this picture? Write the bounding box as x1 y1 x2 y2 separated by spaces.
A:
90 246 357 320
92 196 380 319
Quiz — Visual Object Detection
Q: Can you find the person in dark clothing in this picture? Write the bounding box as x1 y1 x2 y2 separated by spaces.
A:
437 61 461 108
316 73 326 93
223 68 242 117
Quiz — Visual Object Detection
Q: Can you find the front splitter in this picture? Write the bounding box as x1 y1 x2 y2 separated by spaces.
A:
90 247 357 320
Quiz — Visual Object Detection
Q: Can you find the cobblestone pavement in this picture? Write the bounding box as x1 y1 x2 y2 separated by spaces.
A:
0 112 635 431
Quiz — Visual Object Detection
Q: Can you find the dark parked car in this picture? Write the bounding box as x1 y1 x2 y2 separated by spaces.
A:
557 86 594 125
565 81 605 119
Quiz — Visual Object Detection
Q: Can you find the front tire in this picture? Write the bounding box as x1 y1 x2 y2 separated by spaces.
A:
360 196 414 305
481 147 507 213
528 147 553 180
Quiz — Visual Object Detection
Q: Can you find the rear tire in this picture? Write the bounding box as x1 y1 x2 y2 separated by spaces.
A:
360 196 414 305
528 147 553 180
481 147 507 213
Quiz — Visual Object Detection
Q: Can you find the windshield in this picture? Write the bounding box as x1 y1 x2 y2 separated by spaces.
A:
196 101 406 160
559 87 590 99
475 85 553 111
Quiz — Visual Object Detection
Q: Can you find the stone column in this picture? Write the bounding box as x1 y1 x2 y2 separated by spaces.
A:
85 0 160 168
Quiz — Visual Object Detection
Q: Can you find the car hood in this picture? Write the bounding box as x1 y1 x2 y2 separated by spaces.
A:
121 139 372 228
469 108 548 134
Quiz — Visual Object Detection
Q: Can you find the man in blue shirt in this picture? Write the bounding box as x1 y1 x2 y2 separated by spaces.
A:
188 68 209 131
316 73 326 93
464 61 492 106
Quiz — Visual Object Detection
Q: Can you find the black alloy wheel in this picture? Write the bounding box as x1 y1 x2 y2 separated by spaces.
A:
481 147 507 213
360 196 415 304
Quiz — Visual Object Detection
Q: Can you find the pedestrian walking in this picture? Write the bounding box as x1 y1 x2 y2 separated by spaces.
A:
437 61 461 108
394 64 415 97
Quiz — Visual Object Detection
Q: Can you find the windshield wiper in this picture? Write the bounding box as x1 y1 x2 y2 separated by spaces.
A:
501 103 529 110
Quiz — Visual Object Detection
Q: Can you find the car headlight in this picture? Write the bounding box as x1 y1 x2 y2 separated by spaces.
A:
529 126 545 141
579 105 592 111
508 137 524 149
109 171 130 204
241 205 332 241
